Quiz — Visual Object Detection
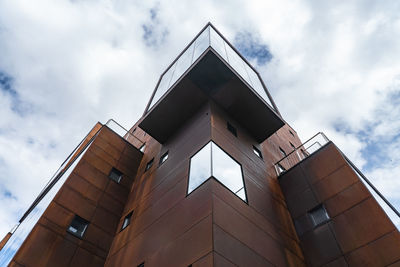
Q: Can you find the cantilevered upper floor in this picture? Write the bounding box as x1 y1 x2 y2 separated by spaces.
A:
139 23 284 144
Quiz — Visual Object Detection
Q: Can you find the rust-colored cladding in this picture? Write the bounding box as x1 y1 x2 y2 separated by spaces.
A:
5 31 400 266
279 143 400 266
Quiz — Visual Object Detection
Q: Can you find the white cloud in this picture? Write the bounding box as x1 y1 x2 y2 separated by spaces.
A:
0 0 400 242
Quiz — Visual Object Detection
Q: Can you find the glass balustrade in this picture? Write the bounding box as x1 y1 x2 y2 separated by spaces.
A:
148 24 275 111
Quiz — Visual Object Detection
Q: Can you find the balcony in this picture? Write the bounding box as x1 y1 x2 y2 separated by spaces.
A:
139 23 284 144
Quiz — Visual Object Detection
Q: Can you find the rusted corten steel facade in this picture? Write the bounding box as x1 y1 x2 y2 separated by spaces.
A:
9 126 143 266
280 143 400 266
4 23 400 266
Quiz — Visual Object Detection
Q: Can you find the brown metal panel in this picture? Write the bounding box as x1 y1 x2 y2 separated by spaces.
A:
74 160 110 190
55 186 97 220
213 224 274 266
213 252 236 267
322 257 348 267
213 194 298 266
332 197 395 253
300 223 342 266
146 215 212 266
285 187 319 219
301 144 346 185
192 252 213 267
345 230 400 266
324 181 370 217
69 247 103 267
312 164 359 202
105 179 213 265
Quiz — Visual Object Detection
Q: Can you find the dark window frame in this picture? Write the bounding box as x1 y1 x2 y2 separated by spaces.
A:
67 215 89 238
308 204 330 228
108 167 123 183
227 122 237 137
289 142 296 150
279 147 287 157
159 151 169 165
252 145 263 159
121 211 134 231
145 158 154 172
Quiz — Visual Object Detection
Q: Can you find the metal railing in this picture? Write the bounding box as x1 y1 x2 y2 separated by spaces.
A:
105 119 145 149
144 22 279 115
275 132 400 229
275 132 330 175
0 119 144 265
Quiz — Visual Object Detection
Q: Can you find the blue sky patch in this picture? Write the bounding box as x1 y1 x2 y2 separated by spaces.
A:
142 7 168 48
234 31 273 65
0 71 33 116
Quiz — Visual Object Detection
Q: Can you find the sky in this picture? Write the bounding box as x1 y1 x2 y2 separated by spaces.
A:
1 0 400 239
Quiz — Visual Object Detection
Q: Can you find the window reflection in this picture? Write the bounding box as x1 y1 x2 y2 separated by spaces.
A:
188 141 246 201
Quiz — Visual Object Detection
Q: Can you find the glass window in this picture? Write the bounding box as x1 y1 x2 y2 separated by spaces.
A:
227 122 237 137
159 151 169 165
309 205 330 227
188 141 246 201
290 142 296 150
279 147 287 157
253 146 262 159
67 215 89 238
145 158 154 172
109 168 123 183
121 211 133 231
289 130 295 137
276 163 286 175
137 263 144 267
139 143 146 153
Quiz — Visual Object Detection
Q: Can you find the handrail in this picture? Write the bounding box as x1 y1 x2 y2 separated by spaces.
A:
275 132 400 224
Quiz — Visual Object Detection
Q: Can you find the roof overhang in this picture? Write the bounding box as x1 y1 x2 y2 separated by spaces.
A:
139 49 284 144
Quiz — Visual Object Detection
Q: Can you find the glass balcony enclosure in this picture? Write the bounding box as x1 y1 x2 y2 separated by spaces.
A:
146 23 275 113
188 141 246 201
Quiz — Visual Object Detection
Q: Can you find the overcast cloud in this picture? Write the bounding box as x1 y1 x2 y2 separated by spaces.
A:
1 0 400 238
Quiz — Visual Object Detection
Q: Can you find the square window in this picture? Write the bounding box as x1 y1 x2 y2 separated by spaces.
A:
252 146 262 159
109 168 123 183
67 215 89 238
188 141 246 201
139 143 146 153
121 211 133 231
145 158 154 172
309 205 330 227
279 147 287 157
227 122 237 137
159 151 169 165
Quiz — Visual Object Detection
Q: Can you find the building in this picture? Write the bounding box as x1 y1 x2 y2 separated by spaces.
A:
1 23 400 266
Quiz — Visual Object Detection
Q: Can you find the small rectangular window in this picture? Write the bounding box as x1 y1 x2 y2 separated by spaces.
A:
67 215 89 238
159 151 169 165
289 142 296 150
289 130 295 137
309 205 330 227
137 263 144 267
139 143 146 153
145 158 154 172
132 128 136 133
121 211 133 231
276 163 286 174
109 168 123 183
227 122 237 137
252 146 262 159
279 147 287 157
